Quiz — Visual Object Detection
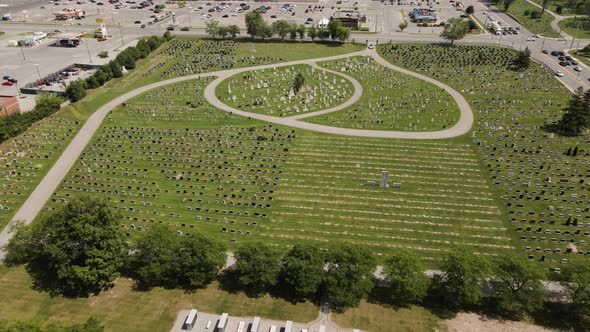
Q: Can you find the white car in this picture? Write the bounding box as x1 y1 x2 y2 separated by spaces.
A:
573 66 582 72
555 71 564 77
368 43 375 49
526 37 535 41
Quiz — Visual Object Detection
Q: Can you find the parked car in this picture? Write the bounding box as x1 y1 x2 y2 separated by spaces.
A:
2 81 14 86
550 51 560 56
166 26 175 31
542 49 548 54
571 60 579 65
180 26 189 31
573 66 582 72
555 70 564 77
134 20 141 24
140 24 145 28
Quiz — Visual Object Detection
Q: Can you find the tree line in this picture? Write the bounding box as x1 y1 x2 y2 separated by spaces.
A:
0 93 63 143
65 33 170 103
0 318 103 332
205 11 351 42
4 196 590 329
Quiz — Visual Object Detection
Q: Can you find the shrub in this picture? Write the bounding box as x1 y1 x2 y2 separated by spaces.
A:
98 50 108 58
529 10 541 18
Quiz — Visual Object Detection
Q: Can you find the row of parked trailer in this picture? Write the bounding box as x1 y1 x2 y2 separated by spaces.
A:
182 310 360 332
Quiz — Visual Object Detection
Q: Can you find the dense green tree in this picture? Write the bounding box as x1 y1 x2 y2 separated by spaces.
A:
228 25 240 38
297 24 306 39
440 18 469 45
135 38 150 58
206 21 220 38
163 30 172 40
324 244 376 311
116 52 135 70
465 5 475 14
511 47 531 71
556 87 590 136
93 69 107 86
281 244 326 300
434 248 489 308
289 24 298 40
383 250 430 305
108 60 123 78
234 242 282 296
336 26 351 42
65 79 87 102
561 258 590 328
217 26 229 39
318 28 331 40
85 75 99 89
293 72 305 92
245 11 265 39
308 26 318 41
327 19 342 40
5 196 127 297
491 254 545 319
272 20 292 40
132 225 226 290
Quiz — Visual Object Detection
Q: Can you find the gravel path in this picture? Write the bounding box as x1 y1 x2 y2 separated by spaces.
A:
0 48 474 259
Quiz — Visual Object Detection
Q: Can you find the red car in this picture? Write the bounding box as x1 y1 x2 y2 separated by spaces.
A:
2 81 14 86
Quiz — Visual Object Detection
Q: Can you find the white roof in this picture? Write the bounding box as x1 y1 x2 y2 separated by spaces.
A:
318 17 330 24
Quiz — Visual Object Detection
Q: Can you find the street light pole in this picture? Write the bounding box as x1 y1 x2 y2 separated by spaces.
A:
187 6 192 27
19 44 26 60
34 64 42 80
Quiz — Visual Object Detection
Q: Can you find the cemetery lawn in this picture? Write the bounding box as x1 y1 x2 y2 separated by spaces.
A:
332 301 444 332
557 17 590 40
142 38 364 80
216 64 355 116
378 43 588 270
506 0 560 37
0 265 318 332
0 45 171 232
45 77 511 267
303 56 460 131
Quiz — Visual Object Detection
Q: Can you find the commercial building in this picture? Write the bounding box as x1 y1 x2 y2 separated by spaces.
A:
409 8 437 23
333 10 362 29
18 32 48 47
54 9 86 21
0 95 21 117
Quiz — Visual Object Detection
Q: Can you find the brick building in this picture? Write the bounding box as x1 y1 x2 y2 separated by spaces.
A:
0 95 21 117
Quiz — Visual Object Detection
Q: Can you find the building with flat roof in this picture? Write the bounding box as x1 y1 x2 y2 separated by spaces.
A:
409 8 437 23
0 95 21 117
333 10 362 29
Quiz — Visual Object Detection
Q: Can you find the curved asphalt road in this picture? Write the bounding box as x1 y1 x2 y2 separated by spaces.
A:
0 48 474 259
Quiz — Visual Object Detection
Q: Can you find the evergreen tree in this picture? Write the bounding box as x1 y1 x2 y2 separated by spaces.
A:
557 87 589 136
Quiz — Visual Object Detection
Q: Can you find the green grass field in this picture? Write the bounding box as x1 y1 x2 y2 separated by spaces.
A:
506 0 560 37
142 38 364 80
303 56 460 131
558 17 590 39
379 43 586 269
529 0 584 15
43 75 510 265
216 64 355 116
332 301 444 332
0 266 318 332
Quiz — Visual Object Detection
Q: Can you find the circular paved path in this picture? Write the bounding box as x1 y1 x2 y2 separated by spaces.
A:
0 48 473 259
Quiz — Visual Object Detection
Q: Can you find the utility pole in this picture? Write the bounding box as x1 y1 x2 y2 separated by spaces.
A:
19 44 26 60
570 22 580 50
84 39 92 63
34 63 42 80
118 23 124 46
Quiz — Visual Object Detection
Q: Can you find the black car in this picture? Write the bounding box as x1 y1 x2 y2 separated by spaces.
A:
550 51 560 56
270 14 277 18
559 61 569 66
558 56 566 61
166 26 175 31
542 49 548 54
180 26 189 31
